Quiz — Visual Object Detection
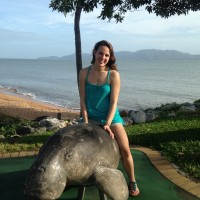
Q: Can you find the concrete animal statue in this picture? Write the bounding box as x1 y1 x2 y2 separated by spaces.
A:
24 123 129 200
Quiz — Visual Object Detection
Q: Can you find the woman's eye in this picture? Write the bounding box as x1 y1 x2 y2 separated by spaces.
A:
98 52 109 58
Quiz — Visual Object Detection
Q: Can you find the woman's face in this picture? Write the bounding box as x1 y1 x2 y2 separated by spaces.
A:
94 45 110 67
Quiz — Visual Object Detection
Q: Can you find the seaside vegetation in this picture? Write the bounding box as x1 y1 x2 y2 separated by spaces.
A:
126 113 200 182
0 100 200 182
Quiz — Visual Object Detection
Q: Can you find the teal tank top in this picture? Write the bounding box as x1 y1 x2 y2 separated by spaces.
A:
85 66 124 125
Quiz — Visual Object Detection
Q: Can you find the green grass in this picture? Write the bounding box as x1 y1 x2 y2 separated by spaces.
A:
126 117 200 135
0 132 52 153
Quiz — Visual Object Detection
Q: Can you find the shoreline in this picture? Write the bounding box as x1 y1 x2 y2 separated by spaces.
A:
1 87 199 121
0 90 79 120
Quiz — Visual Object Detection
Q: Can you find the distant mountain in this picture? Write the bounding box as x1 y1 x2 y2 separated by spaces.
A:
37 53 91 60
37 49 200 61
115 49 200 60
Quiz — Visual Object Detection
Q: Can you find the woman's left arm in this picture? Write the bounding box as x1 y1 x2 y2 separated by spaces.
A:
105 70 121 126
103 70 120 139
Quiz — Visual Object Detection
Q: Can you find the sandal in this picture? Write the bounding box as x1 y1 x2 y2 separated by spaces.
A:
128 181 140 196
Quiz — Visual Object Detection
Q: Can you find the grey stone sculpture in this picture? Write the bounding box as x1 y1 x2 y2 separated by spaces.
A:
24 123 129 200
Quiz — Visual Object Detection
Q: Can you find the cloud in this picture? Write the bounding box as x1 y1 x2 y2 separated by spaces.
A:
0 29 47 42
80 8 200 37
1 1 200 58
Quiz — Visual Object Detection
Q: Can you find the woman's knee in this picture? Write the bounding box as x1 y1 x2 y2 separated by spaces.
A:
120 146 132 159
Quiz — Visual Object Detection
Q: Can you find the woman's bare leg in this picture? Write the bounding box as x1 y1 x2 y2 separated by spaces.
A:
111 124 140 196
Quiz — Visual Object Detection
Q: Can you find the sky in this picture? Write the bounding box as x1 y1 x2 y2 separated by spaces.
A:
1 0 200 59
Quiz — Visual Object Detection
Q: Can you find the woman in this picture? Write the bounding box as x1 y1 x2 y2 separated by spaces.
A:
79 40 140 196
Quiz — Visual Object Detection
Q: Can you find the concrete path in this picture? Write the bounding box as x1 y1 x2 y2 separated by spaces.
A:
132 146 200 199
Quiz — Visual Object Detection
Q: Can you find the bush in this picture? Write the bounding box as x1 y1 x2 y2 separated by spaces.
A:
161 141 200 180
128 128 200 150
126 117 200 149
0 114 38 137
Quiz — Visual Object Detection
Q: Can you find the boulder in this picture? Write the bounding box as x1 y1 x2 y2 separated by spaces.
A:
16 125 35 135
179 105 197 112
131 109 146 123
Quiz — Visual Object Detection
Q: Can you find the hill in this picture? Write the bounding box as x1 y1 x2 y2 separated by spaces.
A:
37 49 200 61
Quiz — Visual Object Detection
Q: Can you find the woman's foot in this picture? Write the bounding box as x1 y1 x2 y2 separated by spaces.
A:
128 182 140 196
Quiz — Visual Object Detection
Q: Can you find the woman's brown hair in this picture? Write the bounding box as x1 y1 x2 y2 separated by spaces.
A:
91 40 117 70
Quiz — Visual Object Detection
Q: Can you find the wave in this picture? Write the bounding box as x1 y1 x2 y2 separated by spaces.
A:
0 86 35 99
0 85 80 111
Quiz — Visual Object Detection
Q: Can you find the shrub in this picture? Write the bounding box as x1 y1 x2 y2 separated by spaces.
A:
0 114 38 137
128 128 200 150
161 141 200 181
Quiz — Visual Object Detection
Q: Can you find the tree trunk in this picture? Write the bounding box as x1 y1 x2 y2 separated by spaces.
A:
74 5 83 89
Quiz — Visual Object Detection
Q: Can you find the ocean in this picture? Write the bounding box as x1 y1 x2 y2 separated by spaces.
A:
0 58 199 110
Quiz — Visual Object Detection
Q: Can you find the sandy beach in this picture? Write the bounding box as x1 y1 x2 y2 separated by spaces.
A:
0 90 79 120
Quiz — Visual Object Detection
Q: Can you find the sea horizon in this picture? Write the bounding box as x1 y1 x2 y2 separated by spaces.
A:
1 48 200 60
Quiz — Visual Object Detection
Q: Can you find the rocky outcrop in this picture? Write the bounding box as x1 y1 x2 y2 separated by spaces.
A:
15 117 79 136
120 100 199 124
2 100 199 138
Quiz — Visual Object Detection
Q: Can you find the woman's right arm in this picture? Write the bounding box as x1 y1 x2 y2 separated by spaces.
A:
79 68 88 123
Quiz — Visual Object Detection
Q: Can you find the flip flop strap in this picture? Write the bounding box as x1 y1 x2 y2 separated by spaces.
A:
129 181 137 192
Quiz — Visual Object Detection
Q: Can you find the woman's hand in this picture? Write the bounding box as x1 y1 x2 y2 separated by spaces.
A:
103 124 114 139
